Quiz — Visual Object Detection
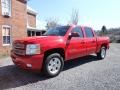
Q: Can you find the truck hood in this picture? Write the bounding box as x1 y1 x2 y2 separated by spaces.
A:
15 36 65 44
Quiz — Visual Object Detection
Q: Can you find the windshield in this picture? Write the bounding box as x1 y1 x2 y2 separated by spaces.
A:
43 26 70 36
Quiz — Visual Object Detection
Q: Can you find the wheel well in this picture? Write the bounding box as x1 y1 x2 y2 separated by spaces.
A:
44 48 65 60
101 43 107 49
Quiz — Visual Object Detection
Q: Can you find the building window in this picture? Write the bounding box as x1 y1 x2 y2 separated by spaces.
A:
1 0 11 17
27 30 45 37
2 25 11 46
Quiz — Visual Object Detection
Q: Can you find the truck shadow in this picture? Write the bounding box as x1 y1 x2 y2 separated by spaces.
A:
63 55 99 71
0 55 99 89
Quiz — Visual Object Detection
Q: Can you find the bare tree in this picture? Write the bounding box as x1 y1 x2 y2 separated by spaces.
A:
46 18 59 29
70 9 79 25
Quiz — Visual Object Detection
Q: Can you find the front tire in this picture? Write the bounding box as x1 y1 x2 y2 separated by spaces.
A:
97 46 106 59
43 53 64 77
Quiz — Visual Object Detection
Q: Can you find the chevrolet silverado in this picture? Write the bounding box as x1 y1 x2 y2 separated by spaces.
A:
11 25 109 77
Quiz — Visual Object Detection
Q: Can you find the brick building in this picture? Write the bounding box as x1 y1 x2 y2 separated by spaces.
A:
0 0 42 56
27 6 46 37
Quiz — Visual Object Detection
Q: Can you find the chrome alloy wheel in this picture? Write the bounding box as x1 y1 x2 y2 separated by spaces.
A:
101 48 106 58
47 57 61 74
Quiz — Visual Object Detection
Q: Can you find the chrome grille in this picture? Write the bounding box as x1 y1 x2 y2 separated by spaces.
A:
13 42 26 55
13 43 25 49
14 49 25 55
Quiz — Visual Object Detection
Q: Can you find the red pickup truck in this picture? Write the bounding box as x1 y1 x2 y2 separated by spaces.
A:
11 25 109 77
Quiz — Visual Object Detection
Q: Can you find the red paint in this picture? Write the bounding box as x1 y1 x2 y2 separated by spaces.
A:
11 25 110 72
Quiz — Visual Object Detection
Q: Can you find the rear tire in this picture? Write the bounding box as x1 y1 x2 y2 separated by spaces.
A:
97 46 106 59
43 53 64 77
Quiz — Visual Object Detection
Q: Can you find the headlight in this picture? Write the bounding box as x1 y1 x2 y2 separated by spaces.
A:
26 44 40 55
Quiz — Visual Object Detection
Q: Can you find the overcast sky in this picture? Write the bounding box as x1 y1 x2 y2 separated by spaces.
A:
28 0 120 30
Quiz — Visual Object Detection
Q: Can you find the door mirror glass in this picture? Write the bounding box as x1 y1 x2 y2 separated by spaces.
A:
70 32 80 37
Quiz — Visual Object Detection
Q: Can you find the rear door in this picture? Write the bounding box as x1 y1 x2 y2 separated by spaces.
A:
66 26 86 60
84 27 97 55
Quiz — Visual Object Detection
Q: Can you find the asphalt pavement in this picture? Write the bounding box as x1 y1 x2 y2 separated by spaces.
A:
0 43 120 90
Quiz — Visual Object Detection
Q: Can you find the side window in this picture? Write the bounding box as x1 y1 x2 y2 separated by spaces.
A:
84 27 94 37
71 27 83 38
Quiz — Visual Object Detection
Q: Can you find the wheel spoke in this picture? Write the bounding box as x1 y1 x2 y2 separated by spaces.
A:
48 66 52 71
49 60 54 65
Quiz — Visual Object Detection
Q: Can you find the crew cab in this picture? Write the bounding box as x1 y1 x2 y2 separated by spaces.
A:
11 25 109 77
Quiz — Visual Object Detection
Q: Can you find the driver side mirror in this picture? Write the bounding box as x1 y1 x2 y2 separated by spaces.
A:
69 32 80 39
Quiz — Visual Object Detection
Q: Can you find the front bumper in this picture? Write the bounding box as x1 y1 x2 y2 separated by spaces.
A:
11 50 44 72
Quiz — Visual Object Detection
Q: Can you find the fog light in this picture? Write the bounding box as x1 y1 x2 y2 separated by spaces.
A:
26 64 32 68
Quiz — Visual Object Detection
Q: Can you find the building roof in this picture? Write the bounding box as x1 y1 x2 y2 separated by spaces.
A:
27 6 38 15
27 26 47 31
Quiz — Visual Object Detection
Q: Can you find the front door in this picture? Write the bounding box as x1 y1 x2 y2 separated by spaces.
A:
66 27 86 60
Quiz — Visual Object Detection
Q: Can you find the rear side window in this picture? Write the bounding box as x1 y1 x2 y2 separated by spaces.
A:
71 27 84 38
84 27 94 37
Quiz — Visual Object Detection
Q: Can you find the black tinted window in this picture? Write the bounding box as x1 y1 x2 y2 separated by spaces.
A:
84 27 94 37
71 27 83 37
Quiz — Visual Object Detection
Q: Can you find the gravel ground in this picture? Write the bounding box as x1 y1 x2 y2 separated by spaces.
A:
0 43 120 90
